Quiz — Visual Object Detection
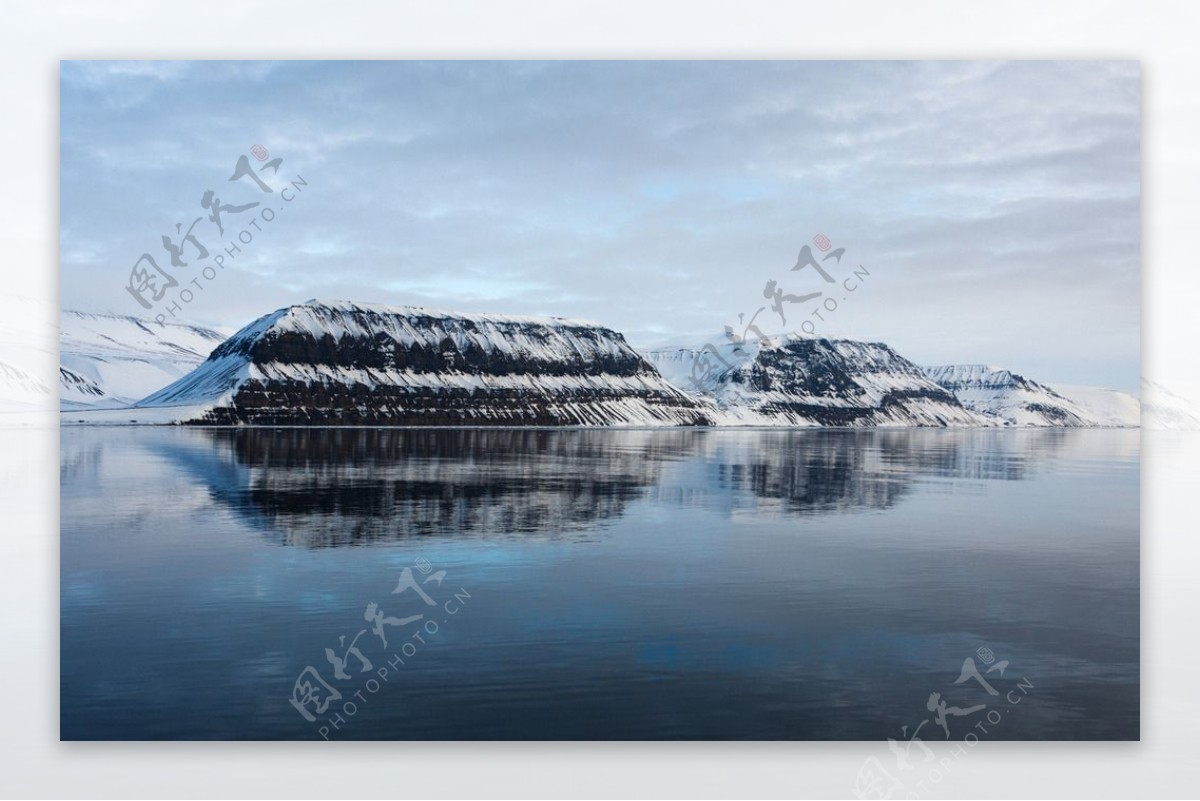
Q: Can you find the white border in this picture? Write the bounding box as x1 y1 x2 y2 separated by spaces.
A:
3 1 1197 797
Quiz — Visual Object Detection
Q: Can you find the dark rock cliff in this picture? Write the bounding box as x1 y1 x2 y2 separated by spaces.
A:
138 300 712 427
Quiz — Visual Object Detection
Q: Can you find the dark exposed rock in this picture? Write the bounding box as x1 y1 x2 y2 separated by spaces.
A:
646 336 989 427
139 300 712 427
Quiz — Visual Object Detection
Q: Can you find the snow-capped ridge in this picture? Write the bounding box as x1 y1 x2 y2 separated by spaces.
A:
297 299 603 329
134 300 707 426
644 334 990 427
65 302 1140 429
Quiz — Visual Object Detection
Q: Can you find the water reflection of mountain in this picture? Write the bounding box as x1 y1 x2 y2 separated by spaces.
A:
640 429 1117 516
113 426 1123 548
205 428 701 547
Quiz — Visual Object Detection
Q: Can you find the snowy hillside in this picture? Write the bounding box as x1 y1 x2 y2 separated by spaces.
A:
119 300 710 426
1050 384 1140 428
923 365 1138 427
646 335 989 427
1141 380 1200 429
60 311 228 409
0 359 52 409
0 293 56 423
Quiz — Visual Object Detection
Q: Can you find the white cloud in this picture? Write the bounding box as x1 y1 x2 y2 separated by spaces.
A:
59 61 1140 391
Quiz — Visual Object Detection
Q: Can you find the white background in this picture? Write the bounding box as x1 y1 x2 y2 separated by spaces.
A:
2 1 1198 797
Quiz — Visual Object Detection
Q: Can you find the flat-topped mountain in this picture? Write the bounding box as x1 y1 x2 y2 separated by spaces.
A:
61 301 1139 429
645 335 990 427
134 300 711 426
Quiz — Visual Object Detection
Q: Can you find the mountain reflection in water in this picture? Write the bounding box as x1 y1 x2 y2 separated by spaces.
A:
87 427 1111 547
60 426 1139 740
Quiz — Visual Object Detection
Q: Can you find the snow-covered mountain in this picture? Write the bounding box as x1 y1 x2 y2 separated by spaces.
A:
646 335 990 427
116 300 710 426
61 301 1141 430
60 311 228 409
0 292 56 424
1051 384 1141 428
0 359 52 408
922 365 1139 427
1141 379 1200 429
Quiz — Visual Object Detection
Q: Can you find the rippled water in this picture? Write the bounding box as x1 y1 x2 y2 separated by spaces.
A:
60 427 1139 740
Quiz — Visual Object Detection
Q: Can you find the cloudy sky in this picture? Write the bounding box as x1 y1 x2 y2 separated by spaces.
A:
60 61 1140 391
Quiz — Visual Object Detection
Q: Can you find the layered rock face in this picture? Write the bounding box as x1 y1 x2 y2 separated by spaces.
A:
99 302 1137 429
646 335 990 427
137 300 712 426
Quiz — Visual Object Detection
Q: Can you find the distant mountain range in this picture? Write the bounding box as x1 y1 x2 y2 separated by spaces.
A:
62 300 1141 428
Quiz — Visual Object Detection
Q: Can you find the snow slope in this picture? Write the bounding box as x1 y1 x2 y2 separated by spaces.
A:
1050 384 1140 428
59 310 228 409
0 292 56 424
1141 379 1200 429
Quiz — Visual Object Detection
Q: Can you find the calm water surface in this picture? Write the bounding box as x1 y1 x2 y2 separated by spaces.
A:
60 427 1139 740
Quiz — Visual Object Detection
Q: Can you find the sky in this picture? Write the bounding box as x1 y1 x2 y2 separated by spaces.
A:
59 60 1140 392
